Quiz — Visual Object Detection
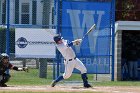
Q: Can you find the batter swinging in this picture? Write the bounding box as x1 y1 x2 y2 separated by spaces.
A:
51 34 92 88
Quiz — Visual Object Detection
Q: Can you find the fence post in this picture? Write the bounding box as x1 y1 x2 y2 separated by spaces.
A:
6 0 10 74
39 58 47 78
23 59 26 67
111 0 116 81
6 0 10 55
36 58 39 69
0 31 1 53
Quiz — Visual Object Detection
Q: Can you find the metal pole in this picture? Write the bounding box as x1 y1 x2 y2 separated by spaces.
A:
111 0 116 81
6 0 10 55
56 0 60 77
53 59 56 80
52 0 57 80
6 0 10 74
39 58 47 78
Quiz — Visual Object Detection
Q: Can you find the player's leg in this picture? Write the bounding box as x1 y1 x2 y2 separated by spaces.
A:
81 73 92 88
51 60 75 87
51 75 64 87
0 73 11 87
74 58 92 88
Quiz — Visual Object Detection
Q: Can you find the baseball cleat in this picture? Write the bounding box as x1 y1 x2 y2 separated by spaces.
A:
51 80 57 87
0 83 8 87
84 84 92 88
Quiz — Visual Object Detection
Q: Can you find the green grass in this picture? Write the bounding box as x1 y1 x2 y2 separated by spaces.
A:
8 68 51 85
8 65 94 85
8 67 94 85
7 66 140 86
3 67 140 93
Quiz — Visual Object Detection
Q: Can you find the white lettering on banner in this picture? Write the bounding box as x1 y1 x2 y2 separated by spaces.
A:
67 9 105 54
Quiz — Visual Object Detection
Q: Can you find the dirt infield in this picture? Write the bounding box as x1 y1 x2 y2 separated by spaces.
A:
0 85 140 93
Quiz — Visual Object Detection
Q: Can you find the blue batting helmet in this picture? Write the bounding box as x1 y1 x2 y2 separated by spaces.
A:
53 34 63 43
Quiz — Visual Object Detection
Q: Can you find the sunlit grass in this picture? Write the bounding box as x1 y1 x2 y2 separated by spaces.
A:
7 66 140 86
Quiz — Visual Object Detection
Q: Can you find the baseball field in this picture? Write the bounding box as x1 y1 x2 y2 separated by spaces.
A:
1 68 140 93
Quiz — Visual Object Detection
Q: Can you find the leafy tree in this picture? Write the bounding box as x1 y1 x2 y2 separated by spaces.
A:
116 0 140 21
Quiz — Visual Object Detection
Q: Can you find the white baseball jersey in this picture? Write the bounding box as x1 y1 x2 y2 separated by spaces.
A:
56 40 76 60
56 39 87 79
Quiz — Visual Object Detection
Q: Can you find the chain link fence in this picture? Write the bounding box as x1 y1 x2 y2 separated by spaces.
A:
0 0 114 86
0 0 139 86
0 0 56 85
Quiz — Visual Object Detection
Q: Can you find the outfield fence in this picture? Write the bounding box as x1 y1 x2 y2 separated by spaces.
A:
0 0 116 85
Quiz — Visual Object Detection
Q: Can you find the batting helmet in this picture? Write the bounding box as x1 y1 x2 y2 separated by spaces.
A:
53 34 63 43
0 53 9 60
0 53 9 65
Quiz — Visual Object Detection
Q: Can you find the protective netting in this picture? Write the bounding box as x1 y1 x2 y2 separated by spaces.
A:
1 0 139 86
0 0 56 85
59 0 112 74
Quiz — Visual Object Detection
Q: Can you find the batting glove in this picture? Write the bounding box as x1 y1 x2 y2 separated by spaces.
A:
73 39 82 45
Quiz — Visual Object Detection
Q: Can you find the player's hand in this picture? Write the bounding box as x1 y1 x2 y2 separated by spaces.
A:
73 39 82 45
23 67 29 72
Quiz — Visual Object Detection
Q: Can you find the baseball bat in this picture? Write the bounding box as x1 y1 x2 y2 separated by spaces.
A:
82 24 96 40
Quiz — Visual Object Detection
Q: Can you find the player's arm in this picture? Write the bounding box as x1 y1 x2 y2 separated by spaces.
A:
9 64 28 72
67 39 82 47
12 66 28 72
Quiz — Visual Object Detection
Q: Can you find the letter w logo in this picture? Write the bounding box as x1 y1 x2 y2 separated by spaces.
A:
67 9 105 54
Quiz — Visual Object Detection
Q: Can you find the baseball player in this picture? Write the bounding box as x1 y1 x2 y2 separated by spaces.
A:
51 34 92 88
0 53 28 87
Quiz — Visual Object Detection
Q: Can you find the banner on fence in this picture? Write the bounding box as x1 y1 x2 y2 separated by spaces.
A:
60 1 112 74
15 28 56 58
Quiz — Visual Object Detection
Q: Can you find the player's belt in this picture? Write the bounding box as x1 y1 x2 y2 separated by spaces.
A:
64 57 76 61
